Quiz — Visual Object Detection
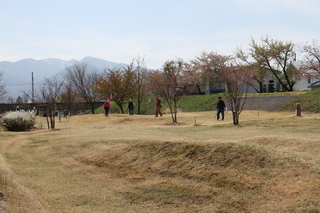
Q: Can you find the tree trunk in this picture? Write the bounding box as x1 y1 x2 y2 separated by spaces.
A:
196 84 202 95
137 86 141 114
46 113 50 129
232 111 239 125
174 111 177 123
120 106 124 114
50 116 55 129
169 106 175 123
173 101 178 123
137 100 141 114
91 105 95 114
51 105 56 129
53 110 56 128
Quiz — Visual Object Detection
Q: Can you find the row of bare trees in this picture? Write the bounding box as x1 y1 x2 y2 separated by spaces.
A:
149 54 250 124
64 63 100 114
149 59 185 123
94 56 148 114
3 36 319 127
24 56 148 129
148 36 320 124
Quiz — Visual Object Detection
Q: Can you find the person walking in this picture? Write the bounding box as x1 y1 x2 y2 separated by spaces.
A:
103 99 110 117
216 96 225 121
128 99 134 115
155 97 162 117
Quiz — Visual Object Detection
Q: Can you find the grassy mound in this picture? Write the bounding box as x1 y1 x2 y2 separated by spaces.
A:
279 90 320 112
79 141 320 212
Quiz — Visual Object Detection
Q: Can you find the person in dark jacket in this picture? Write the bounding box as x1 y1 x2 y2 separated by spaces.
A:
128 99 134 115
216 96 225 120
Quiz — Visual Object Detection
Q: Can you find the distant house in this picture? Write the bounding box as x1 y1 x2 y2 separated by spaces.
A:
308 80 320 90
290 61 320 91
205 81 224 94
188 61 320 95
246 70 279 93
204 68 280 94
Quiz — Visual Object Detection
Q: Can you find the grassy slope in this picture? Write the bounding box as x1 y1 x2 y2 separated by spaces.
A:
94 90 320 114
2 91 320 212
2 113 320 212
279 90 320 112
81 140 320 212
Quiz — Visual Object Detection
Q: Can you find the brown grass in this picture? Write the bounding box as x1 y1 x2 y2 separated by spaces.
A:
1 111 320 212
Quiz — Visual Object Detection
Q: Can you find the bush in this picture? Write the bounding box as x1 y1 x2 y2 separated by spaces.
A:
1 111 36 131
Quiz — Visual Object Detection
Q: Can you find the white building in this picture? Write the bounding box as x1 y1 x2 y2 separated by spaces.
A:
290 61 320 91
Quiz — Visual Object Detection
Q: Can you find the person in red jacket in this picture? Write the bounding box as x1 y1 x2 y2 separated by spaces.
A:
155 97 162 117
103 99 110 117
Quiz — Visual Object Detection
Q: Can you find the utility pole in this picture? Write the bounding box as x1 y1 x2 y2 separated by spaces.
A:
32 72 34 103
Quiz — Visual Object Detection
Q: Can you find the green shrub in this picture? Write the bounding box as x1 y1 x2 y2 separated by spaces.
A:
1 111 36 131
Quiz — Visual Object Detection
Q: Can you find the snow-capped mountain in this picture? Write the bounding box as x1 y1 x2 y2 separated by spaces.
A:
0 56 128 100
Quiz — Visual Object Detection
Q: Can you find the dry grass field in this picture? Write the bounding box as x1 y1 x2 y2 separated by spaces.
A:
1 110 320 212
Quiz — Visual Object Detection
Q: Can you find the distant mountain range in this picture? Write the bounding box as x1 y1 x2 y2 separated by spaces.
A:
0 56 128 101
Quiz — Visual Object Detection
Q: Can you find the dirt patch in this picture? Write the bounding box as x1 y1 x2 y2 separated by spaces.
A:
115 117 134 124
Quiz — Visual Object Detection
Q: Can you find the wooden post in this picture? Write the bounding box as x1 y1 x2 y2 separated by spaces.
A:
296 103 301 116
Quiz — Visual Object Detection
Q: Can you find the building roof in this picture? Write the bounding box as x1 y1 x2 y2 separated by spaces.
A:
308 80 320 88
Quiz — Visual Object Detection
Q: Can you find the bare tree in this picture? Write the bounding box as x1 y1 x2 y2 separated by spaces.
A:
149 59 185 123
59 83 80 116
301 39 320 79
64 63 100 114
190 51 226 90
0 71 6 101
197 53 249 125
250 36 296 91
235 48 268 93
183 60 206 95
223 66 250 125
95 65 137 114
35 77 64 129
6 96 15 104
133 56 148 114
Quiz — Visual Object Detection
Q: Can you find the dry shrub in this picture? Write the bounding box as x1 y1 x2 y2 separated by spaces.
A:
1 111 36 131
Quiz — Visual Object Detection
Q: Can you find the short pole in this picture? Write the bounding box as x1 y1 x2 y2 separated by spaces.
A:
194 116 196 126
296 103 301 116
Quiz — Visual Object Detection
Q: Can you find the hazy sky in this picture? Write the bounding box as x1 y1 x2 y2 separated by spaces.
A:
1 0 319 69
